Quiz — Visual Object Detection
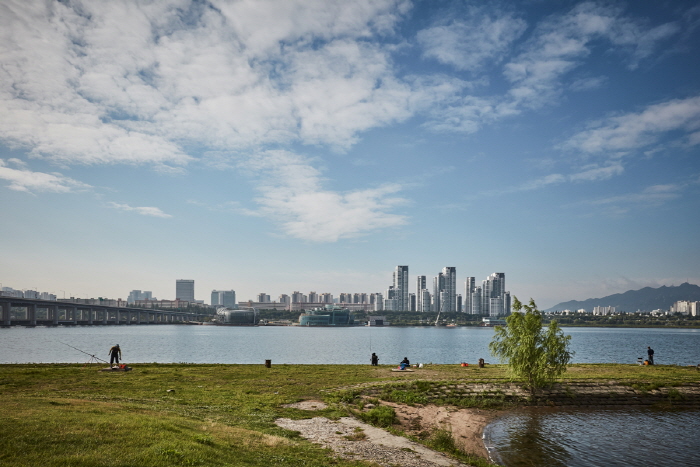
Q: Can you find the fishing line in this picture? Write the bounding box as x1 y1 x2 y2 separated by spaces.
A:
60 341 109 364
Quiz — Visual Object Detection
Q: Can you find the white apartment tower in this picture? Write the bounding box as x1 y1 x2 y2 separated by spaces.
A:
416 275 427 312
480 273 509 316
393 265 409 311
433 267 457 312
464 277 476 313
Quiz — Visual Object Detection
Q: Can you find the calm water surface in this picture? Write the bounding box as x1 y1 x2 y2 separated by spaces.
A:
1 325 699 365
484 407 700 467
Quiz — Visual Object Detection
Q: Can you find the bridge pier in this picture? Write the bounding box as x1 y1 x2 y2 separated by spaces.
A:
28 304 37 326
2 301 10 327
51 305 59 326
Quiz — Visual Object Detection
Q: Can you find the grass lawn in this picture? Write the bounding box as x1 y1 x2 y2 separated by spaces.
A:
1 363 698 466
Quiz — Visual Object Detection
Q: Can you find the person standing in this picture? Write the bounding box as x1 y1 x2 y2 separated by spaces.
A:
647 346 654 365
371 352 379 366
109 344 121 368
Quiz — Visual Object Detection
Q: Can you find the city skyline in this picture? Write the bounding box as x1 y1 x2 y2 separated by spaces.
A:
1 1 699 309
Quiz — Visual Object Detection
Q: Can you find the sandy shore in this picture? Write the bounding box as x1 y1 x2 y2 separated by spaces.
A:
278 400 500 466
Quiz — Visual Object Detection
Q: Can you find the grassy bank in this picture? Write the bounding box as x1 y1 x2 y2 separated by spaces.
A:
1 363 698 466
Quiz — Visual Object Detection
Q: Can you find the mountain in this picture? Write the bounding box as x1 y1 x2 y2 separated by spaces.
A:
545 282 700 313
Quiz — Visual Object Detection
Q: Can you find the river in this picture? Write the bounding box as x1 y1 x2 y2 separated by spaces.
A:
1 325 699 365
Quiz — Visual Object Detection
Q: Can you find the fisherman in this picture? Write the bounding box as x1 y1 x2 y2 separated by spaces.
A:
371 352 379 366
109 344 122 368
399 357 410 370
647 346 654 365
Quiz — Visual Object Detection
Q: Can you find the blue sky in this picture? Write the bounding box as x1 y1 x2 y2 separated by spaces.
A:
1 0 699 308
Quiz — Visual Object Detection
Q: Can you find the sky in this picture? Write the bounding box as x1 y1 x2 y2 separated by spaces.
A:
1 0 699 309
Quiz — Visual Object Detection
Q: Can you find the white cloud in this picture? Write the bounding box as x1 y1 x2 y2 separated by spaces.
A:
417 7 526 71
580 183 683 216
0 158 90 193
240 150 408 242
423 2 680 133
108 202 172 218
569 162 624 181
562 95 700 154
504 2 678 109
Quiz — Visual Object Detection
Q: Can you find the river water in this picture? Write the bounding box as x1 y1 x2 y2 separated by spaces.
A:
484 407 700 467
1 325 699 365
1 325 698 466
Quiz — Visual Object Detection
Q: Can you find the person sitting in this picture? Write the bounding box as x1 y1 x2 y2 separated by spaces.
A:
399 357 410 370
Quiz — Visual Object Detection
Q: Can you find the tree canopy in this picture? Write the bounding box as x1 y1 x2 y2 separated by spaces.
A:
489 297 573 394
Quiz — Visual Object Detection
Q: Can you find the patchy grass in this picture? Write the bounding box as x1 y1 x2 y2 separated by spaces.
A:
1 363 698 467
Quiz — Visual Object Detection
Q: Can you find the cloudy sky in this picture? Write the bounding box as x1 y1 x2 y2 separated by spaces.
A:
1 0 699 308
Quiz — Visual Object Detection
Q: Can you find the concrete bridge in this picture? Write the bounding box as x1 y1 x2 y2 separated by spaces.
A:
0 297 208 327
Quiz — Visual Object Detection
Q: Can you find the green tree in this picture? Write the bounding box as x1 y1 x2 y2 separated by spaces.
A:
489 297 573 394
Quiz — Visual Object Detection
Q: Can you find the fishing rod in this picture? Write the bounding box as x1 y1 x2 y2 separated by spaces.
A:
60 342 109 364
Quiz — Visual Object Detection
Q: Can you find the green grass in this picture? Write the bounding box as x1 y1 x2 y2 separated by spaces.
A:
0 363 698 466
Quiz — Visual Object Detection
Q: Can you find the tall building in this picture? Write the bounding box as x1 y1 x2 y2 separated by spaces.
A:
211 290 236 308
418 288 432 312
480 273 509 316
393 265 409 311
128 290 154 305
432 267 457 312
176 280 195 302
442 267 457 312
416 275 427 312
464 277 475 313
470 286 482 314
257 293 271 303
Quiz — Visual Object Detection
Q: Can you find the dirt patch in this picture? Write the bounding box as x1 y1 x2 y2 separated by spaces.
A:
275 416 470 467
388 402 501 459
282 400 328 410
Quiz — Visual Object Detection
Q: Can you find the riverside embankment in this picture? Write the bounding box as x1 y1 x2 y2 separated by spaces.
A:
1 363 699 467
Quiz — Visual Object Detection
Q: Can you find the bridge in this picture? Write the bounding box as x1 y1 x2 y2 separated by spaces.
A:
0 297 208 327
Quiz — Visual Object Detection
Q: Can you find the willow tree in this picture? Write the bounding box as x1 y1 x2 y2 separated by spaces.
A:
489 297 572 394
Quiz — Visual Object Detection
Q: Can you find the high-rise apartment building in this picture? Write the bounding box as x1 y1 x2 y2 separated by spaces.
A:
442 267 457 312
416 275 427 312
393 265 409 311
464 277 475 313
480 273 509 316
211 290 236 308
432 267 457 312
176 280 195 302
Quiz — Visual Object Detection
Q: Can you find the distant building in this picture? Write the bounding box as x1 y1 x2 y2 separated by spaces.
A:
211 290 236 308
176 280 195 302
416 275 427 312
464 277 476 313
368 315 389 326
299 305 355 326
393 265 409 311
128 290 154 305
670 300 700 315
593 306 616 315
257 293 271 303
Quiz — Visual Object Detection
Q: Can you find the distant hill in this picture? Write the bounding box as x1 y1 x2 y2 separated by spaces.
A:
545 282 700 313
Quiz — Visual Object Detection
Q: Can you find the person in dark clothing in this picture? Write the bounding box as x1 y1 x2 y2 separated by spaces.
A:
371 353 379 366
647 346 654 365
400 357 410 370
109 344 121 367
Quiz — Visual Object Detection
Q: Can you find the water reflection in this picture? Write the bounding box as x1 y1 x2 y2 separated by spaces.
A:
487 409 571 466
484 407 700 467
